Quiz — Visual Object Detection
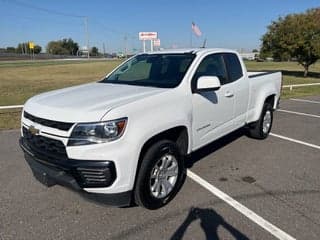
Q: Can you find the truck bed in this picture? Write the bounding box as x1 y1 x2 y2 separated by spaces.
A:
247 71 279 78
246 71 282 123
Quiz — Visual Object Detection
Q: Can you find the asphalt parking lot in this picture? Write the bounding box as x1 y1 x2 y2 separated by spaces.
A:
0 96 319 240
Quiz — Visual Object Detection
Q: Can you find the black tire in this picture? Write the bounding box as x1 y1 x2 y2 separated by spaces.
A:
247 103 273 139
134 140 186 210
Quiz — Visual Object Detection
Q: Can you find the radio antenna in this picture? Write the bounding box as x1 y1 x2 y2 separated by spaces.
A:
201 38 207 48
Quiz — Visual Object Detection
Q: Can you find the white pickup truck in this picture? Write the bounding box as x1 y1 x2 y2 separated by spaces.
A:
20 48 282 209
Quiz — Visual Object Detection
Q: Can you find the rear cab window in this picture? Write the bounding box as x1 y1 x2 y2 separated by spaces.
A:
223 53 243 83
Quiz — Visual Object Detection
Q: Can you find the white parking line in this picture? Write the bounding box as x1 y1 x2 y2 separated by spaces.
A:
277 109 320 119
290 98 320 104
187 170 296 240
270 133 320 150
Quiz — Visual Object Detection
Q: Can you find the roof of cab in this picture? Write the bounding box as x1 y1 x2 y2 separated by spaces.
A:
140 48 238 55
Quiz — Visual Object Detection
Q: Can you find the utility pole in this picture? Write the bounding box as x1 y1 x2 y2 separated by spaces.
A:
131 36 135 54
84 16 89 59
103 42 106 57
124 34 128 58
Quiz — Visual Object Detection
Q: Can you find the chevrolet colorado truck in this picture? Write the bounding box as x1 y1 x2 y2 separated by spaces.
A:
20 48 282 209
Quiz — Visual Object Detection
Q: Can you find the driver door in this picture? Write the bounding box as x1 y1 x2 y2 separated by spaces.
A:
191 53 235 150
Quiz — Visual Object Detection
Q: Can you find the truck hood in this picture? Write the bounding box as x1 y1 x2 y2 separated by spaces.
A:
24 82 166 122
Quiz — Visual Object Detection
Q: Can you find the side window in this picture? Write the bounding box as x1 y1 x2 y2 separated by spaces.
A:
192 54 228 86
223 53 243 82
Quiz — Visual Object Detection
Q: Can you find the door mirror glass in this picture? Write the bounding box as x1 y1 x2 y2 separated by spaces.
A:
196 76 221 91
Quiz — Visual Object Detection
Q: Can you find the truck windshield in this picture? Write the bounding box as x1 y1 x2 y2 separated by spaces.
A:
101 53 195 88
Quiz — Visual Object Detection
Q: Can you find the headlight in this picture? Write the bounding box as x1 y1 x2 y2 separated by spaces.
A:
68 118 127 146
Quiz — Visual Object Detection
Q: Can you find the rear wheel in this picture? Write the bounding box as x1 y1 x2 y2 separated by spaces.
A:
134 140 185 210
247 103 273 139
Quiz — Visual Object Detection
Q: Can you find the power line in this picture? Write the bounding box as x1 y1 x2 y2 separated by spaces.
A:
4 12 82 26
3 0 135 38
5 0 85 18
2 0 90 57
1 0 138 52
91 19 136 39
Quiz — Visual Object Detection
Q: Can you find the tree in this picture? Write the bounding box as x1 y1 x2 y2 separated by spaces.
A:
252 49 259 53
46 38 79 55
6 47 16 53
261 8 320 76
47 41 69 55
90 46 99 56
33 45 42 54
61 38 79 55
16 42 42 54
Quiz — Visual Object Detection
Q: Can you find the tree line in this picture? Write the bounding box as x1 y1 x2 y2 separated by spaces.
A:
2 42 42 54
1 38 100 56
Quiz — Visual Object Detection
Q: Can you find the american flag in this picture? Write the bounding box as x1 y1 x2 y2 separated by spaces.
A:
191 22 202 37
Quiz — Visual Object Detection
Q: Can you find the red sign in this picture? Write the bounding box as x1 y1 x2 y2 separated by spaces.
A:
153 39 161 47
139 32 158 40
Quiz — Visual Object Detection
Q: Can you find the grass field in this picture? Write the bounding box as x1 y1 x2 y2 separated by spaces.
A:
0 59 319 129
245 60 320 99
0 59 122 106
245 60 320 85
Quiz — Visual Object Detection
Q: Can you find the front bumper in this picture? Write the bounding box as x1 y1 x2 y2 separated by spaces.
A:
19 138 132 207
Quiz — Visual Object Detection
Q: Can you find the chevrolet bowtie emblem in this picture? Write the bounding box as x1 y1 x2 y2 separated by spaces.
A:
29 125 40 135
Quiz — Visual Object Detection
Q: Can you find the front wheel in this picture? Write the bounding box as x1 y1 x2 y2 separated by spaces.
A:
134 140 185 210
247 103 273 139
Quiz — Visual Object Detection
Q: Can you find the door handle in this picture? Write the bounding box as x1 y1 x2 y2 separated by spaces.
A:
224 91 234 98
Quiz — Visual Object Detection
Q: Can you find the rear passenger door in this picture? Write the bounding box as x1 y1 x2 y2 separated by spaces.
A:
223 53 249 128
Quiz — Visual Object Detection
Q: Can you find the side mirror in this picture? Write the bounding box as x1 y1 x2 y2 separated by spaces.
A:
196 76 221 91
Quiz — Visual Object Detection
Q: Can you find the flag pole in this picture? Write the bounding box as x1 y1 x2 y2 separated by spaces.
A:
190 22 193 47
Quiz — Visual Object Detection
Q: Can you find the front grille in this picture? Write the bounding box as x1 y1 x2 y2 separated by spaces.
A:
24 111 74 131
22 127 68 161
77 167 115 187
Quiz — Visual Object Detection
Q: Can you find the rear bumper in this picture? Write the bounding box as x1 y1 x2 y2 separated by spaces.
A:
20 138 132 207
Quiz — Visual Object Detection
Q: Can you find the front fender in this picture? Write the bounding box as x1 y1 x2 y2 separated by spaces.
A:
101 90 193 191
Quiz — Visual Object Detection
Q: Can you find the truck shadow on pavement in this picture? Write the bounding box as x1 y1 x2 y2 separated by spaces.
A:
186 128 246 168
170 207 249 240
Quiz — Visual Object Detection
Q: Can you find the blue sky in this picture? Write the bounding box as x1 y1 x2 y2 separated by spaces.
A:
0 0 319 53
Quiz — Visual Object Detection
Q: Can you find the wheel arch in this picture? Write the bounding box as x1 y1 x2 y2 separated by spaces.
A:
131 126 189 199
250 93 277 123
139 126 189 161
265 94 276 109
